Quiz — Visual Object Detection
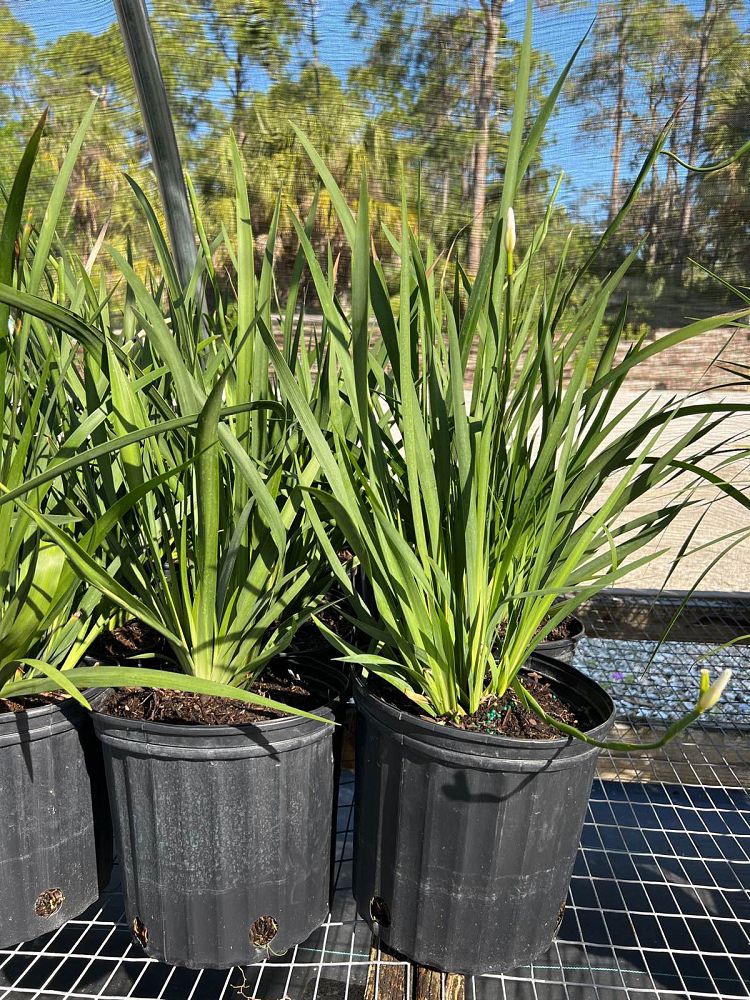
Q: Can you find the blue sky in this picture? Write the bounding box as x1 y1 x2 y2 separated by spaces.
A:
11 0 750 216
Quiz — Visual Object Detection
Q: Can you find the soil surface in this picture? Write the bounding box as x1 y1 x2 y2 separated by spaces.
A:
0 691 69 714
88 619 169 666
496 614 579 644
369 670 579 740
101 667 324 726
457 671 578 739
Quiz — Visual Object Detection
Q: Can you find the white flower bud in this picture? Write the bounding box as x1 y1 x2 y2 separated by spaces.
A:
505 207 517 256
697 668 732 713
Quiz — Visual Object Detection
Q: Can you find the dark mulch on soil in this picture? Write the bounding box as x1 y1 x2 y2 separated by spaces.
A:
101 668 322 726
368 670 578 740
88 619 169 666
0 691 69 714
496 614 579 644
457 671 578 739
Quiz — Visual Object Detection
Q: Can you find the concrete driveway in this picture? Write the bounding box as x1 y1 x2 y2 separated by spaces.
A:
578 389 750 591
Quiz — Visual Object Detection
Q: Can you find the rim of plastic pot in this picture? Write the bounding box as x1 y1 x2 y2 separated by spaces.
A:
0 689 105 747
538 615 585 648
353 653 615 760
0 687 108 720
91 657 347 741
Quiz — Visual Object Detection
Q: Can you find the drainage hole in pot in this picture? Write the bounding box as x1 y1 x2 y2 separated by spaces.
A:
34 888 65 918
250 915 278 948
132 916 149 948
369 896 391 928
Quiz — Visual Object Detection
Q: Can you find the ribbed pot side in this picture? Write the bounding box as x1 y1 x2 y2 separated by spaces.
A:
92 663 345 970
352 654 615 976
0 696 113 949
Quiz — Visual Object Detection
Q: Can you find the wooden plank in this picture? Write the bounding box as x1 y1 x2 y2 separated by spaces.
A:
415 963 465 1000
365 939 408 1000
364 938 465 1000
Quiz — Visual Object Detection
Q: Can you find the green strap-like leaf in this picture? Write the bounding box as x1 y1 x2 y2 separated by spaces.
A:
11 659 91 710
1 667 332 723
0 109 47 340
3 485 184 649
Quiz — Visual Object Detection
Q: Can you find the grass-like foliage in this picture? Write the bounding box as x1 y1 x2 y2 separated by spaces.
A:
260 2 746 743
0 1 744 736
0 118 339 718
0 109 108 707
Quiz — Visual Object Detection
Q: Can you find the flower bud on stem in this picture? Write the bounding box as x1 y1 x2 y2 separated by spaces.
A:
505 207 516 276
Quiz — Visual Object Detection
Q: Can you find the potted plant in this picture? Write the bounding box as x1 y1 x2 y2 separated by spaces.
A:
0 114 113 950
1 138 346 968
499 610 585 665
260 4 743 975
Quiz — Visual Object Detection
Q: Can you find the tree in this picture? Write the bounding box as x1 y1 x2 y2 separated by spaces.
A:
571 3 645 224
151 0 303 144
411 8 489 245
673 0 743 283
466 0 577 271
188 63 400 290
620 3 694 265
0 3 34 120
0 4 36 191
467 0 504 271
348 1 560 268
349 0 512 268
31 26 144 248
696 46 750 285
570 0 745 294
298 0 322 99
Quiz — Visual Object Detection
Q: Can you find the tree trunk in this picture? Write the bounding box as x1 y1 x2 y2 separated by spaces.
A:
644 81 660 266
307 0 321 100
608 12 629 224
232 55 246 145
468 0 503 274
661 135 680 267
646 162 660 267
675 0 717 285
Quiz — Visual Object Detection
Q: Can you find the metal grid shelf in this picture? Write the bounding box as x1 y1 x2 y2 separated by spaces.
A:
2 591 749 1000
579 590 750 733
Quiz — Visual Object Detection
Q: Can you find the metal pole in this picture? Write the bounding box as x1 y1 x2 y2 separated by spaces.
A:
113 0 196 286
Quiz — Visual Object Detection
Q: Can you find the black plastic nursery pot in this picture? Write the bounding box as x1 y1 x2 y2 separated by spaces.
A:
92 661 347 970
0 695 113 949
352 654 615 975
537 615 585 665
